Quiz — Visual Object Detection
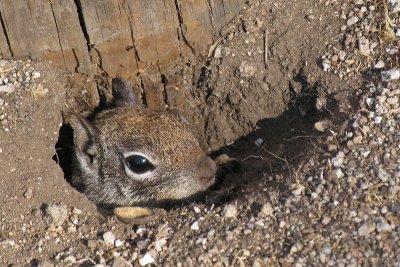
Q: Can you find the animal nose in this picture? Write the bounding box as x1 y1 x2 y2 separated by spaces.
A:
197 156 217 187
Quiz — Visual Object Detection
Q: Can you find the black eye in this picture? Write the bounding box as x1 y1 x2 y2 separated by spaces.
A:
125 155 154 174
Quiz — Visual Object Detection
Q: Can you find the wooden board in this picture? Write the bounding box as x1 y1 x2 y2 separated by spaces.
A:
0 0 245 109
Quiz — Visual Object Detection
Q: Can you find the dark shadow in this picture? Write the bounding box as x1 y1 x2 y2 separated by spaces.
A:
53 124 74 184
208 83 356 204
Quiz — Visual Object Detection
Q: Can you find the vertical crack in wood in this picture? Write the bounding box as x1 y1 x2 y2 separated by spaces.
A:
73 0 100 72
73 0 90 45
0 4 13 57
206 0 215 30
72 0 102 109
122 2 141 64
221 0 227 25
147 2 167 108
161 74 169 107
174 0 196 56
121 2 145 104
49 2 68 71
91 46 104 73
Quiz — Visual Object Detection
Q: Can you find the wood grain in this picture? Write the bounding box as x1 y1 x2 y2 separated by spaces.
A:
0 0 245 109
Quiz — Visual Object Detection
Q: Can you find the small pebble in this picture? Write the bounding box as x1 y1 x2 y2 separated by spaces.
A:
0 84 15 94
314 120 331 132
191 221 200 231
103 231 115 246
374 60 385 69
346 16 359 26
358 222 375 236
258 202 274 217
239 61 256 77
358 37 370 56
32 71 41 79
23 188 33 199
222 204 238 218
214 46 223 59
193 206 201 213
382 69 400 82
139 253 155 266
114 239 124 247
43 204 68 227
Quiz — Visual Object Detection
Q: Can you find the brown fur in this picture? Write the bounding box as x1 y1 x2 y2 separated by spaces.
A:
68 78 216 207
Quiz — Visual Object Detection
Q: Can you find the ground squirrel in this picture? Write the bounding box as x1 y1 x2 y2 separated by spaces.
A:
68 78 217 207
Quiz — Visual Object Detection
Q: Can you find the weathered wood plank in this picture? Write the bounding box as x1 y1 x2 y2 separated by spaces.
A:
0 0 245 110
209 0 246 31
78 0 137 77
0 0 90 73
45 0 92 73
0 20 11 58
124 0 181 74
179 0 213 60
0 0 60 59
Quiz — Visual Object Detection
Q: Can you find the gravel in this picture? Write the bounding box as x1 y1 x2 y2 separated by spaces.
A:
1 0 400 266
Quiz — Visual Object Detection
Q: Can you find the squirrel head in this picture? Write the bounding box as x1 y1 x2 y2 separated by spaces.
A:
68 78 217 207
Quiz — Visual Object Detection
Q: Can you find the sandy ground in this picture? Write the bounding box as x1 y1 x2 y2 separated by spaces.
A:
0 0 399 266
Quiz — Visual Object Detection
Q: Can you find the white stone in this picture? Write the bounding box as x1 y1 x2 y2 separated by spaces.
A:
346 16 359 26
381 206 388 214
191 221 200 231
0 84 15 94
374 60 385 69
103 231 115 246
222 204 238 218
376 217 392 233
44 204 68 227
387 96 398 105
114 239 124 247
322 58 331 71
259 202 274 217
374 116 382 124
329 169 344 179
358 222 375 236
139 253 155 266
332 152 345 167
32 71 41 79
314 120 330 132
214 46 223 59
382 68 400 82
358 37 370 56
377 167 391 183
291 184 305 196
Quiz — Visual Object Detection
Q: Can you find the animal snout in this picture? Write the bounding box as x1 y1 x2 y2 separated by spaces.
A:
196 155 217 187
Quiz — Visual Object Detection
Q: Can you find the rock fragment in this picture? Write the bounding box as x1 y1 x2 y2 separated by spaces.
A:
222 204 238 218
43 204 68 227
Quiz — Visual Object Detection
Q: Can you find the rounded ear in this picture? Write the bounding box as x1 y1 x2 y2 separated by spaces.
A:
66 112 99 174
112 78 140 108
